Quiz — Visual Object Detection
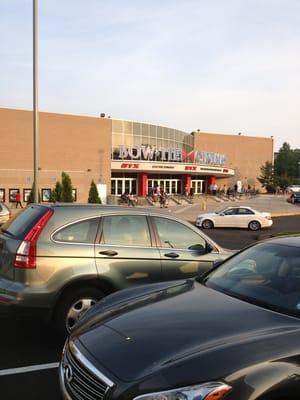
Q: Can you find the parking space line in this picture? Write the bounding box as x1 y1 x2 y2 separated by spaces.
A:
0 362 59 377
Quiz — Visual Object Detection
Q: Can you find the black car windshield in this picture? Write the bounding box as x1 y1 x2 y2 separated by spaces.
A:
204 242 300 318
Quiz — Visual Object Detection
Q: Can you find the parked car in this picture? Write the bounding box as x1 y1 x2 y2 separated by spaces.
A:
60 236 300 400
287 191 300 204
0 202 11 225
196 205 273 230
0 204 232 336
287 185 300 193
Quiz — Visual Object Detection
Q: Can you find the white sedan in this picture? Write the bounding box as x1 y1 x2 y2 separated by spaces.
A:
195 206 273 231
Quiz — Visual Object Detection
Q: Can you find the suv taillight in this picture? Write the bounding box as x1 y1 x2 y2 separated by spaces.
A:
14 209 54 269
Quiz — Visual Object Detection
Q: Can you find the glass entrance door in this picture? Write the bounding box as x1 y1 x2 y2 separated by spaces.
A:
191 179 204 194
148 179 181 195
111 178 137 195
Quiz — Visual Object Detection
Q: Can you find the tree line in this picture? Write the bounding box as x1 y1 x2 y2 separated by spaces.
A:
258 142 300 192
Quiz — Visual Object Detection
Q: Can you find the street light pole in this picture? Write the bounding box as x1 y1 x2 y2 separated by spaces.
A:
33 0 39 202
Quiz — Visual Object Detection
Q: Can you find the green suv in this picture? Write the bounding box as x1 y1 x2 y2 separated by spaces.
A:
0 204 232 336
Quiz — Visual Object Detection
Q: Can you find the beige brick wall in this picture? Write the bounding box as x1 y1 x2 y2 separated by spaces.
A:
193 132 274 191
0 108 112 203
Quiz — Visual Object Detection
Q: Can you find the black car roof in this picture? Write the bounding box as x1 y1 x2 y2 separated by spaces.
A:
262 235 300 248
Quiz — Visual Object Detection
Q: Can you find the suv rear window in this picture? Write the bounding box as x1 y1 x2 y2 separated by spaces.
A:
0 205 50 240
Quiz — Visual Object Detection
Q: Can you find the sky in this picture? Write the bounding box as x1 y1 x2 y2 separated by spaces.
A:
1 0 300 151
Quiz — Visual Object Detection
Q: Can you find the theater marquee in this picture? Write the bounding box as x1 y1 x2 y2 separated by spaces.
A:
113 145 226 166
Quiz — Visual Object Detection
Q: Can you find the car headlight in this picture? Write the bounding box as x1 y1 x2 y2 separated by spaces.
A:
133 382 231 400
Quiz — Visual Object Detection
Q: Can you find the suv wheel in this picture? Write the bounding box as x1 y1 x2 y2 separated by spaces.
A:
202 219 214 229
248 220 261 231
54 287 104 338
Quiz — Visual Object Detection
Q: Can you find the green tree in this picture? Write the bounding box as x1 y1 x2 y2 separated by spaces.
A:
257 161 276 193
88 180 101 203
27 184 41 204
52 181 63 202
61 172 73 202
274 142 297 186
49 189 57 202
27 185 34 205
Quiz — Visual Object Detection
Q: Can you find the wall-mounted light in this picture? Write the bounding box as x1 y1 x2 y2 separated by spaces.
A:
87 168 91 172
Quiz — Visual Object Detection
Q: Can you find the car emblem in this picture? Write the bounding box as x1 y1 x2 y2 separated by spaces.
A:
64 364 73 384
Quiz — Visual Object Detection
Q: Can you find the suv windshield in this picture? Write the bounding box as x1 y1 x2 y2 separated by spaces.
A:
0 205 49 239
204 242 300 317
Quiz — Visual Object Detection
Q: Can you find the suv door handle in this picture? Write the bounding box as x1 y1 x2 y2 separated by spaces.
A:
164 252 179 258
99 250 118 256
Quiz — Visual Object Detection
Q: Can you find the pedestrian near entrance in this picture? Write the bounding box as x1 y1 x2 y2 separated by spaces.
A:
128 192 137 207
15 190 23 208
159 190 168 208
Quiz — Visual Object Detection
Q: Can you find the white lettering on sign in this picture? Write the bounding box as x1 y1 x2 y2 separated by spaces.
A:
114 145 225 165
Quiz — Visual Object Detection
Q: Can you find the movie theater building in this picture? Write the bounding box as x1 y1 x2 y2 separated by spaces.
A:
0 108 273 203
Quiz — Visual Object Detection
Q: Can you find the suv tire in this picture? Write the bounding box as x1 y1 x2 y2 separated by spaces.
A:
54 287 104 338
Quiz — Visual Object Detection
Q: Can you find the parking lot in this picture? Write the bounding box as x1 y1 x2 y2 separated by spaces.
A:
1 195 300 399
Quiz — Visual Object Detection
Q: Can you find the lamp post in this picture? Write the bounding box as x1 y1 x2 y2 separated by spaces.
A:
33 0 39 202
298 162 300 184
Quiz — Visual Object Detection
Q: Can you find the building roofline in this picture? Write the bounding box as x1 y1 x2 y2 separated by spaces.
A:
0 107 273 141
0 106 101 120
0 107 191 135
193 130 274 141
111 117 189 135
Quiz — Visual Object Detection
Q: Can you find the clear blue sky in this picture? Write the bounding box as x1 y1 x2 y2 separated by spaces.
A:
1 0 300 150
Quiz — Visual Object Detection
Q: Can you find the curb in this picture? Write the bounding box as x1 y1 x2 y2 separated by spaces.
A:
271 212 300 217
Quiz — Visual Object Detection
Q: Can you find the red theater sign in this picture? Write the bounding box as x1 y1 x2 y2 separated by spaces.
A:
185 166 197 171
121 163 140 169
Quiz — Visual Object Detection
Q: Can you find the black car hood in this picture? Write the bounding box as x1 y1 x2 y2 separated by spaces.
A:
73 281 300 382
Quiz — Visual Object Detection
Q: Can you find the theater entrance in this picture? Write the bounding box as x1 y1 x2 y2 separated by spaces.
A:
148 178 182 195
111 177 137 196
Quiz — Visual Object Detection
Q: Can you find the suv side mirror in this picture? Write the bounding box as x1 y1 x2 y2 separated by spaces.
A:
206 242 214 253
188 243 206 254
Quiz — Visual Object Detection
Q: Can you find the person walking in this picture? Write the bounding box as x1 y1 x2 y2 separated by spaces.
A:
15 190 23 208
128 192 137 207
159 190 167 208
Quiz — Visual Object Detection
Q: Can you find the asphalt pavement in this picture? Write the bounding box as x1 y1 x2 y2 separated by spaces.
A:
1 195 300 399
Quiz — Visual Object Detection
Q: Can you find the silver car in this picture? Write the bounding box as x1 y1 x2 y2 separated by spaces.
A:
0 204 232 337
0 202 11 225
